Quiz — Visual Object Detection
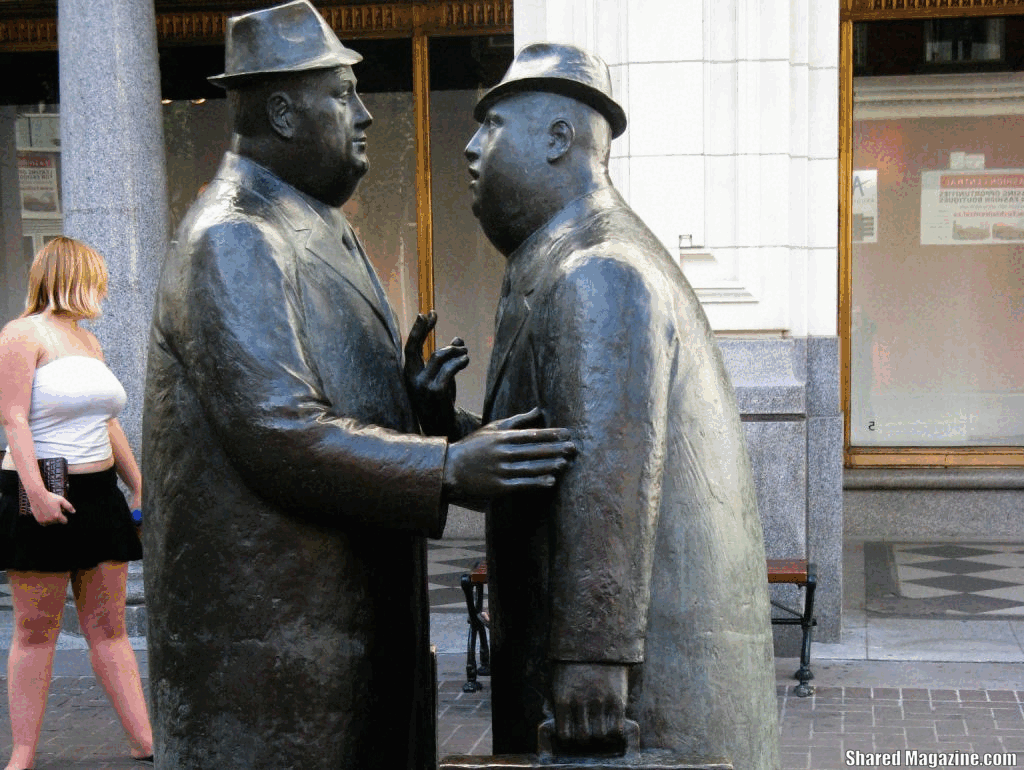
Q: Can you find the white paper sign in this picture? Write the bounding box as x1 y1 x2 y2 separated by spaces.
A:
920 169 1024 245
18 152 60 218
853 170 878 243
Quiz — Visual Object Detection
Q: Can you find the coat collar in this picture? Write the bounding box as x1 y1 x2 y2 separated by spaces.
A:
503 184 622 297
214 152 401 351
484 184 621 416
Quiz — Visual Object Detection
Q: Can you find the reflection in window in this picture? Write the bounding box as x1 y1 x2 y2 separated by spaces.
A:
851 93 1024 446
925 18 1004 65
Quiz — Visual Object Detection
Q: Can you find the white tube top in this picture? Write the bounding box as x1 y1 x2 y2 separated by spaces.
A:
6 356 127 464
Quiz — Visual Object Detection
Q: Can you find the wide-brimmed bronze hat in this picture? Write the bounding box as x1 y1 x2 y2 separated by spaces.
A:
474 43 627 138
209 0 362 88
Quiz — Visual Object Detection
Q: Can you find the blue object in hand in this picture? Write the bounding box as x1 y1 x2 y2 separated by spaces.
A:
131 508 143 526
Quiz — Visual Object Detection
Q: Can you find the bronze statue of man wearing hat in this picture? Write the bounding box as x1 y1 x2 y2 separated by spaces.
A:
143 3 575 768
420 43 781 769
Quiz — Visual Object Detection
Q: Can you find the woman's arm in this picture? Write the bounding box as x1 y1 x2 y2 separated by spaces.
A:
108 418 141 511
0 319 74 524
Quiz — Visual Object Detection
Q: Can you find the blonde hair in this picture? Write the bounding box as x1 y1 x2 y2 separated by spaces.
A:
22 236 109 319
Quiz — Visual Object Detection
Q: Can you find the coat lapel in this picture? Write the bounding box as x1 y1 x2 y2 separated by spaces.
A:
302 217 401 351
483 287 531 419
481 185 623 419
218 153 402 352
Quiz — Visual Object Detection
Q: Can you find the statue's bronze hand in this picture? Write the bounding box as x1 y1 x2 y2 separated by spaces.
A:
442 408 575 508
404 310 468 438
552 662 629 752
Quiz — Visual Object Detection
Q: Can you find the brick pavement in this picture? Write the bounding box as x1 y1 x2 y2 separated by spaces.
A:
0 675 147 770
436 660 1024 770
0 656 1021 768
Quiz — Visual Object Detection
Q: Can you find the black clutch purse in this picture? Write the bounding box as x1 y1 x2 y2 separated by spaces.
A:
18 457 69 517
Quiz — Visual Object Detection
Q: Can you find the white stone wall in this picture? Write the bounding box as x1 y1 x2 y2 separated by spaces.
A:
514 0 839 336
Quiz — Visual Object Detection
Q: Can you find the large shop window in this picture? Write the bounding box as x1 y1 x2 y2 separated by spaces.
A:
849 17 1024 450
0 106 63 324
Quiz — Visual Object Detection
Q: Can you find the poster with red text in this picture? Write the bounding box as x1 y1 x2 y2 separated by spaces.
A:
921 169 1024 245
18 152 60 218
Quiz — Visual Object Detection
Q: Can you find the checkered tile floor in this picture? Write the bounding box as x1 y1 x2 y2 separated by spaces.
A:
0 543 488 616
428 538 486 612
866 542 1024 619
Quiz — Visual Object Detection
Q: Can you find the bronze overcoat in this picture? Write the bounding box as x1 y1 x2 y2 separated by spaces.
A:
143 152 446 769
483 186 780 770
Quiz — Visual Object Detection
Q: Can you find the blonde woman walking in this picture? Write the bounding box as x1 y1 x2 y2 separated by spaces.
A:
0 237 152 769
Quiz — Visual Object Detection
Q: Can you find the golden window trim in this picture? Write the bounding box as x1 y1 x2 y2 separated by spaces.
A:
843 0 1024 22
839 9 1024 468
847 447 1024 467
0 2 513 50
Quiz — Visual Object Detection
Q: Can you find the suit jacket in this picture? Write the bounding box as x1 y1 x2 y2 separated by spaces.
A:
143 152 445 769
483 186 780 770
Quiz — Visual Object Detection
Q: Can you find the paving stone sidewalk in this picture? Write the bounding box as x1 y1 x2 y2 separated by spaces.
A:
437 659 1024 770
0 655 1021 768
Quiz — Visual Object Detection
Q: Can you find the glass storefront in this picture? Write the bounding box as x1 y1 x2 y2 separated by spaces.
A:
429 36 512 415
849 17 1024 449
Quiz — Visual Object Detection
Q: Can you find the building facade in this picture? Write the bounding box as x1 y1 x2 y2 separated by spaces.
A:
1 0 1023 648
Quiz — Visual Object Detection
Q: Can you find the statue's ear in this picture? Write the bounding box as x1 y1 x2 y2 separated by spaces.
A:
267 92 296 139
547 118 574 163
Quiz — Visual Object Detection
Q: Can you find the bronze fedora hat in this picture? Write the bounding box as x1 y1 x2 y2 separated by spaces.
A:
209 0 361 88
474 42 627 138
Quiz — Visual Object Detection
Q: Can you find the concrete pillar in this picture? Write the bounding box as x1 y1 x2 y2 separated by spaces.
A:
57 0 168 453
57 0 167 637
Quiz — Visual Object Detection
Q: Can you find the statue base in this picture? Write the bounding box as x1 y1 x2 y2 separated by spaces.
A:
440 719 732 769
439 754 732 769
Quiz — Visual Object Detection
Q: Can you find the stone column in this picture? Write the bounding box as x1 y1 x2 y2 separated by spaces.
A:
58 0 167 451
58 0 167 637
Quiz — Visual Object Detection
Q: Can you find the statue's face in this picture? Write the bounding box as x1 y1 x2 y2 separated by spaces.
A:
292 66 373 206
464 94 548 253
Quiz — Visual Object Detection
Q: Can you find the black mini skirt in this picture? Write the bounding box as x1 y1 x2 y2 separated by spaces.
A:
0 467 143 572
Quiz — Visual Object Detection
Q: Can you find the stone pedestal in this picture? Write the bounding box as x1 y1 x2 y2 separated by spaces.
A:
720 336 843 648
442 721 733 769
441 756 731 769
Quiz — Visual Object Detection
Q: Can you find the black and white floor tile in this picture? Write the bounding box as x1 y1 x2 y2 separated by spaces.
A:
866 542 1024 619
427 538 486 612
0 543 489 616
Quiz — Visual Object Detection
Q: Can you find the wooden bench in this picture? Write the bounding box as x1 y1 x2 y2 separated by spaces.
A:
767 558 817 697
461 558 817 697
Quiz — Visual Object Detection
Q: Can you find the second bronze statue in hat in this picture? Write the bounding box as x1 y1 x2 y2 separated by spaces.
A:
447 39 782 770
474 42 627 138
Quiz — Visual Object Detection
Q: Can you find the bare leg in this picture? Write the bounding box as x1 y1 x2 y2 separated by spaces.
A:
5 570 69 770
72 562 153 759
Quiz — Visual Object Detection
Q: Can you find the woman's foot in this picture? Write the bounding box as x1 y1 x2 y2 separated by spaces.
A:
5 751 36 770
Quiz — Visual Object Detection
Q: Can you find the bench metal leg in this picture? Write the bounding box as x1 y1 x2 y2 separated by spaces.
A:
461 573 483 692
474 582 490 676
461 572 491 692
794 564 817 698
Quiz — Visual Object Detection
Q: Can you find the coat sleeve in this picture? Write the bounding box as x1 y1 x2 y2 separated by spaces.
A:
536 254 673 663
164 217 448 537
